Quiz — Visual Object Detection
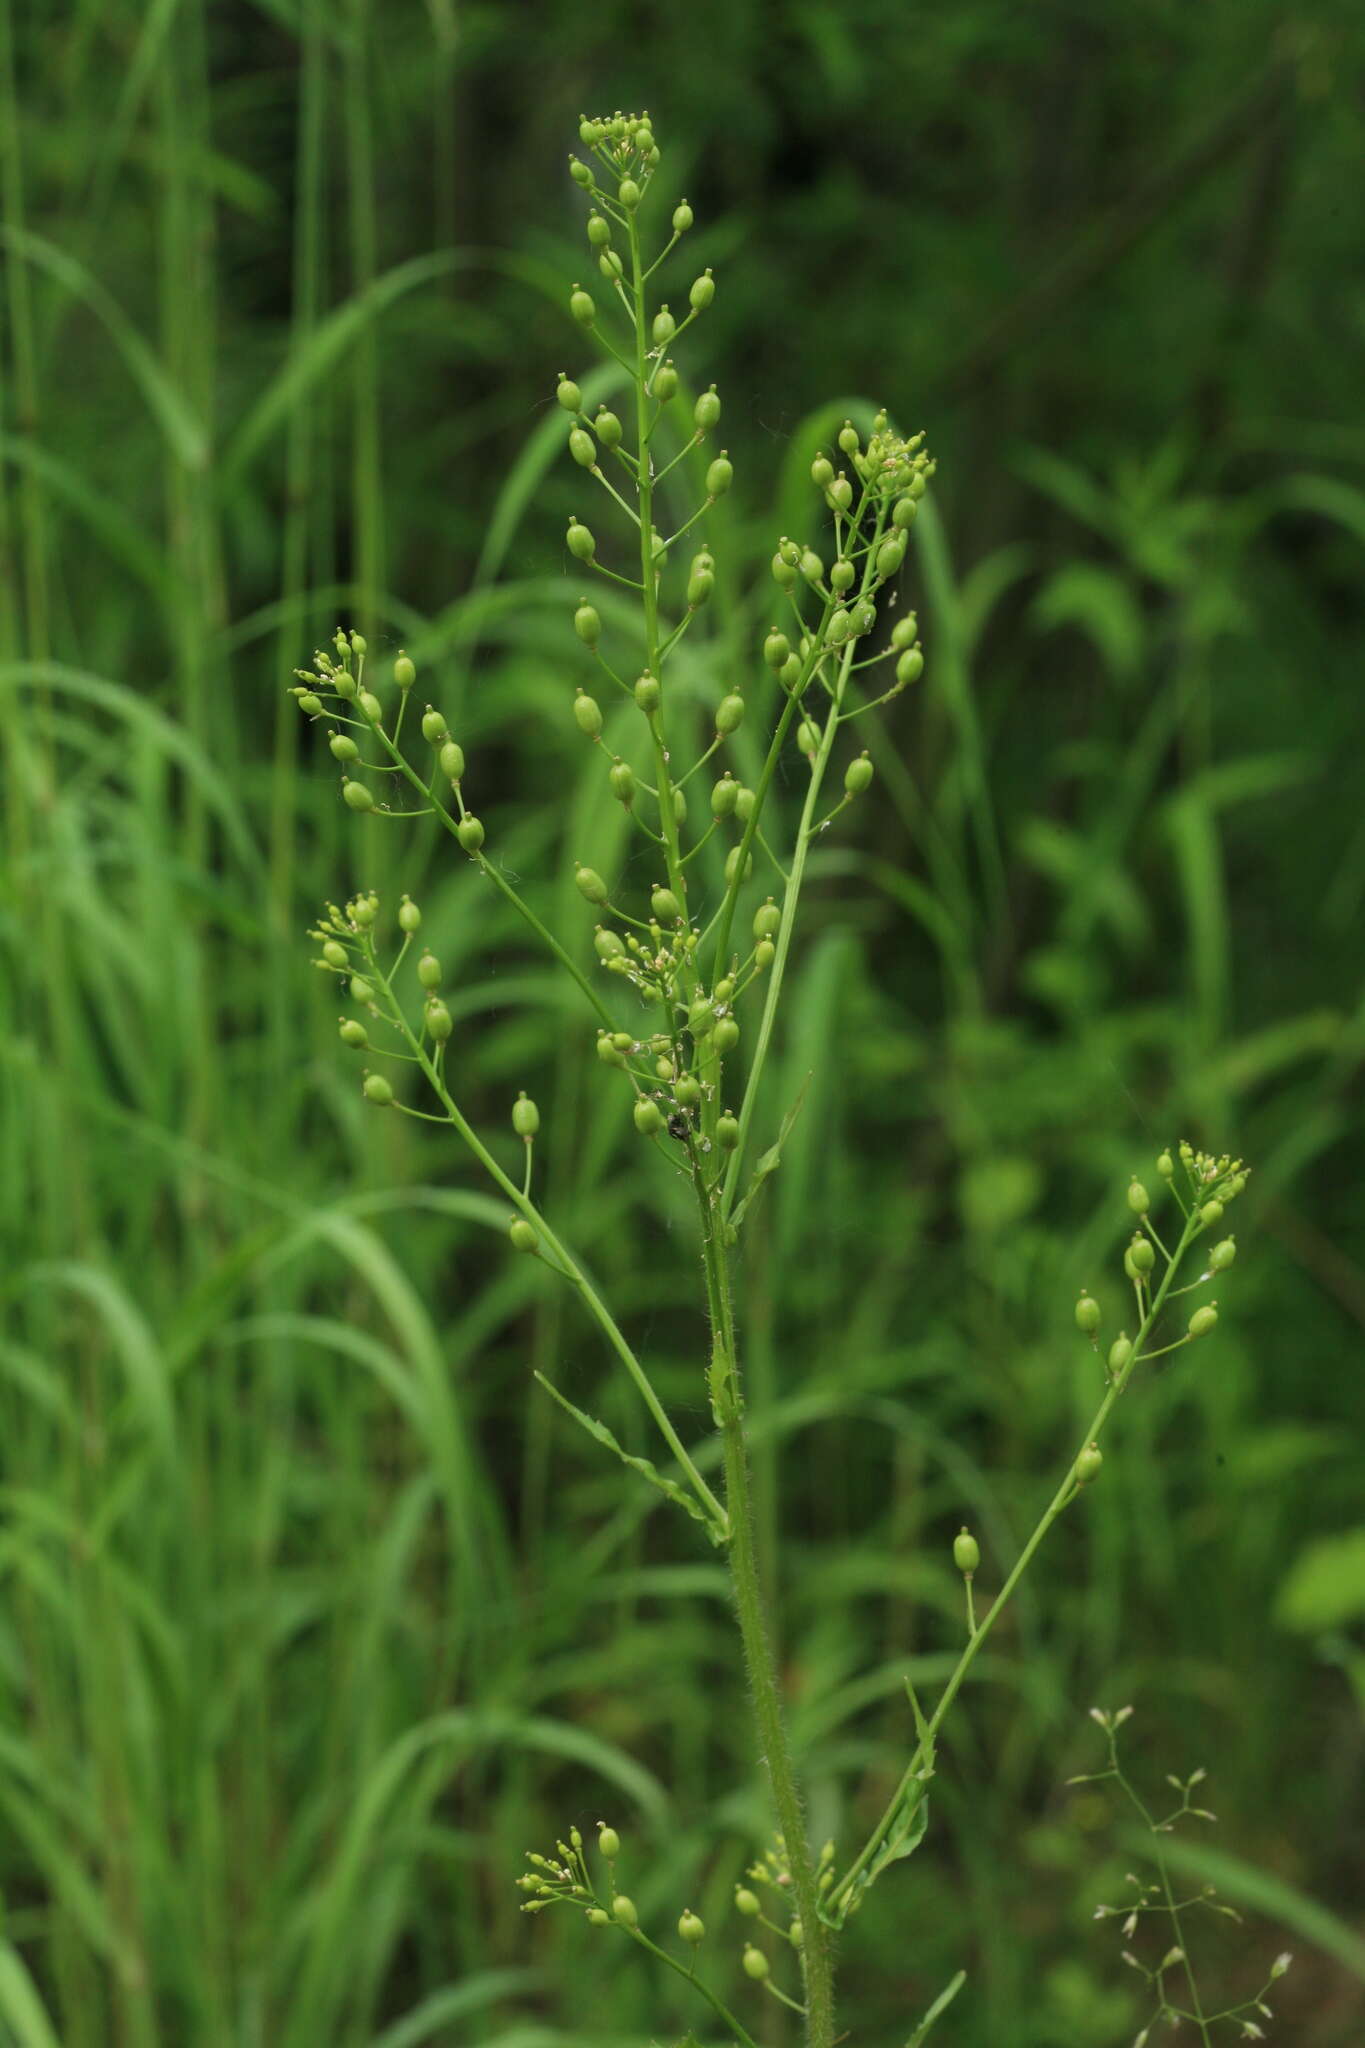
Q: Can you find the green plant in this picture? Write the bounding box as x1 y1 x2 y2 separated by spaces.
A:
289 114 1257 2046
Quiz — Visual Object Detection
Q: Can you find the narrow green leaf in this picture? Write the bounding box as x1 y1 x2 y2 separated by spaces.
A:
534 1374 725 1545
729 1073 812 1233
906 1970 967 2046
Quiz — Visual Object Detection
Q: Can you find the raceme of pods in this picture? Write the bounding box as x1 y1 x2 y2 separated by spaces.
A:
288 110 1253 2048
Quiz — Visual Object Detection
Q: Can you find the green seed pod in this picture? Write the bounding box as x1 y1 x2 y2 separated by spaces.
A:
726 846 753 885
909 473 927 498
673 199 694 232
779 652 803 692
764 629 790 670
330 733 359 763
333 672 358 701
674 1073 701 1107
797 716 821 759
585 1904 610 1925
829 476 853 511
1200 1198 1224 1226
651 306 675 346
953 1528 980 1575
1108 1333 1133 1374
426 1000 453 1043
891 613 919 649
363 1072 394 1106
512 1093 540 1138
689 271 715 310
342 779 375 812
651 885 682 923
358 690 382 723
574 601 601 647
509 1217 538 1254
826 609 851 648
753 900 781 940
570 286 595 325
612 1032 634 1052
845 752 874 795
597 1823 620 1860
687 568 714 608
851 599 876 637
586 211 610 247
1210 1237 1236 1272
687 998 714 1039
654 361 678 400
1157 1149 1174 1178
394 652 416 689
742 1945 769 1981
714 978 735 1003
322 940 348 969
457 815 485 852
896 647 925 687
772 551 798 590
838 421 860 455
575 864 609 905
736 1887 760 1917
1074 1442 1104 1486
569 157 594 188
830 557 855 594
717 1113 740 1149
609 759 636 804
754 938 775 969
618 177 640 209
893 495 919 532
713 1017 740 1054
876 535 907 578
612 1892 638 1928
297 692 323 715
678 1909 705 1945
654 1054 674 1081
594 926 626 961
811 454 834 489
569 427 596 469
1075 1291 1101 1335
1125 1235 1155 1278
556 376 582 413
339 1018 367 1048
351 896 377 927
595 407 622 448
578 118 600 144
422 709 448 745
634 671 661 713
1189 1303 1219 1339
711 774 739 817
633 1098 663 1136
350 974 374 1003
790 1919 804 1948
567 519 596 561
1128 1179 1150 1214
440 740 465 782
418 951 442 991
800 548 824 584
573 690 603 737
596 1031 626 1065
706 453 733 496
694 386 721 430
716 693 745 734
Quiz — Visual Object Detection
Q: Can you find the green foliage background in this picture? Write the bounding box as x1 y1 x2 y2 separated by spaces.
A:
1 1 1363 2042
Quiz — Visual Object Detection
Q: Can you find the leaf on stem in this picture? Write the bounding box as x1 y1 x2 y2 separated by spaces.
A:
727 1074 812 1233
533 1373 726 1546
905 1969 967 2045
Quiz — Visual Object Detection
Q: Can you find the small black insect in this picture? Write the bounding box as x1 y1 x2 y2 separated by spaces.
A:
667 1112 691 1141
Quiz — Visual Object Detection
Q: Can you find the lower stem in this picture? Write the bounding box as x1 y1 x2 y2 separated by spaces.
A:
719 1376 836 2044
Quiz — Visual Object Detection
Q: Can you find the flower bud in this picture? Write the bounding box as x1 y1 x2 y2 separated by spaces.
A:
573 689 603 737
811 454 834 488
556 376 582 413
363 1073 393 1106
509 1217 538 1253
393 652 416 689
574 601 601 647
609 759 635 803
570 286 595 325
633 1098 663 1136
422 709 448 744
426 999 452 1043
1189 1304 1219 1338
1108 1333 1132 1374
634 671 661 713
896 648 925 687
953 1528 980 1575
689 271 714 310
845 752 874 795
618 177 640 209
342 779 374 812
651 885 682 923
440 740 465 781
612 1893 638 1928
1128 1180 1150 1214
678 1908 705 1944
418 951 442 990
1074 1442 1104 1486
1075 1291 1101 1334
717 1112 740 1148
457 815 484 852
673 200 693 232
716 693 745 734
339 1018 367 1047
706 453 733 496
1209 1237 1236 1272
575 864 609 905
742 1945 769 1980
329 734 359 762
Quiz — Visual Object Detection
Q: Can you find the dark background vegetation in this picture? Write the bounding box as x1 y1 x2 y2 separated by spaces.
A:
1 1 1363 2043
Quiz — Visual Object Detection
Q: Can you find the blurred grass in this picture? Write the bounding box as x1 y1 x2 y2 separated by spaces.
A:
1 2 1363 2043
